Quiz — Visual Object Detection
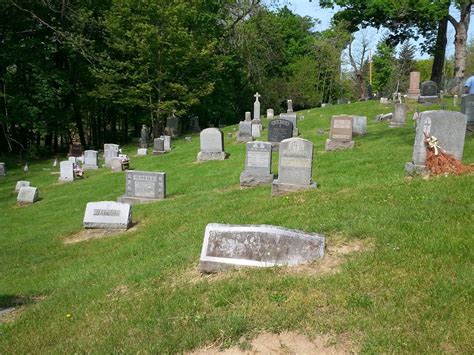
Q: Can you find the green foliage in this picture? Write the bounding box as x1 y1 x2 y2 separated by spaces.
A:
372 40 396 95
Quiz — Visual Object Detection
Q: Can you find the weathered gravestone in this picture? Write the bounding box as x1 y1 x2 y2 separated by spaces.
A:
240 141 273 187
418 81 439 103
83 201 132 230
0 163 6 176
118 170 166 204
272 137 316 196
245 111 252 122
139 125 149 148
15 181 30 192
68 143 83 157
59 161 74 183
253 92 261 122
251 123 261 138
199 223 325 273
165 114 181 137
325 115 354 151
83 150 99 170
390 103 408 128
153 138 166 155
461 94 474 128
103 144 119 167
137 148 147 156
160 135 171 151
237 121 253 143
197 128 227 161
266 109 274 119
352 116 367 135
190 116 201 132
405 110 467 175
279 99 298 136
407 71 421 100
268 119 293 150
17 186 39 204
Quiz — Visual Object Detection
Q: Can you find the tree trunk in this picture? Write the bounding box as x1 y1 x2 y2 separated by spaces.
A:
431 17 448 88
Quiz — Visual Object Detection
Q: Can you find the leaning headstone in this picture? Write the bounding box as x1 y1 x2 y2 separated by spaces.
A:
390 103 408 128
325 115 354 151
199 223 325 273
405 110 467 174
237 121 253 143
17 186 39 204
160 135 171 151
59 161 75 183
268 119 293 150
118 170 166 204
83 201 132 230
15 181 30 192
266 109 274 119
0 163 6 176
137 148 147 156
352 116 367 135
153 138 166 155
83 150 99 170
253 92 261 122
197 128 227 161
461 94 474 128
272 137 316 196
103 144 119 167
240 141 273 187
418 81 439 103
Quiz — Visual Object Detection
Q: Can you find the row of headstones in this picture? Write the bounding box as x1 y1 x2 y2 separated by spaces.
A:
139 135 171 156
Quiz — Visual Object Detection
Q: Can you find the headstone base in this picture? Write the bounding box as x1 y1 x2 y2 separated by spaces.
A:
197 151 227 162
271 181 317 196
325 139 354 151
389 121 406 128
240 172 274 187
405 162 428 175
118 195 163 205
236 133 253 143
152 150 166 155
418 96 439 104
58 177 74 183
83 164 99 170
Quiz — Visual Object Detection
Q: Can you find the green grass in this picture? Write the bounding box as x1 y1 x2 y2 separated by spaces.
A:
1 100 473 353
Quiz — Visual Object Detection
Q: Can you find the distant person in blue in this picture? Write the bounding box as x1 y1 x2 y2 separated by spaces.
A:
464 74 474 94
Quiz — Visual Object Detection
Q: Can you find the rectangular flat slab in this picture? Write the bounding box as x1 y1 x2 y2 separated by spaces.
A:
199 224 325 273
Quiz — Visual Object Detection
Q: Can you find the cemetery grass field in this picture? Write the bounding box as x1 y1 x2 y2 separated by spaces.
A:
1 100 473 353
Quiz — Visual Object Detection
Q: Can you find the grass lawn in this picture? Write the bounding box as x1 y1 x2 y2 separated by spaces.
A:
1 100 473 353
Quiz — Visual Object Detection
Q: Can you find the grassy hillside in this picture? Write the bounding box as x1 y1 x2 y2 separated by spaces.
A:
1 100 473 353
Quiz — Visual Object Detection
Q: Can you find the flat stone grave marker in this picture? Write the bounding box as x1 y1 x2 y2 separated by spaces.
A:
268 119 293 150
83 201 132 230
0 163 6 176
325 115 354 151
153 138 165 155
83 150 99 170
352 116 367 135
17 186 39 204
406 110 467 174
237 121 253 143
118 170 166 204
15 181 30 192
137 148 147 156
59 161 75 182
104 144 119 167
160 135 171 151
461 94 474 127
390 103 408 128
240 141 273 187
272 137 316 196
199 223 325 273
197 128 227 161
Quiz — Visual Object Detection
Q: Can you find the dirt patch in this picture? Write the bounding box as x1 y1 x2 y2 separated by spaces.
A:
189 331 357 354
63 223 139 245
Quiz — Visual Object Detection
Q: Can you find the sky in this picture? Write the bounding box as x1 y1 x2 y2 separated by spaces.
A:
267 0 474 60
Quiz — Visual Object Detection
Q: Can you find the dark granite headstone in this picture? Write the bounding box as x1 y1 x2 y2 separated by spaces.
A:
268 119 293 147
69 144 83 157
420 81 438 96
